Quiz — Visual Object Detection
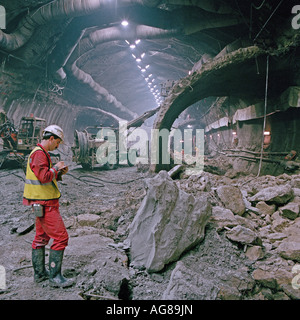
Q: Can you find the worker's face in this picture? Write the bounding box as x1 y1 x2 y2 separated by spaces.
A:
49 136 62 151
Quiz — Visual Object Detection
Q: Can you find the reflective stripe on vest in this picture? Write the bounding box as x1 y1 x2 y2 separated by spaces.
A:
23 146 61 201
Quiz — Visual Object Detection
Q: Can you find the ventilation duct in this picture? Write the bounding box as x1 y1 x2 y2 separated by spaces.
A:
0 0 241 52
0 0 164 51
161 0 236 14
67 25 177 118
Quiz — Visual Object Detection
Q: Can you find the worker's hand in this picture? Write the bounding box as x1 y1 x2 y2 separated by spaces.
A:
55 161 66 170
60 166 69 175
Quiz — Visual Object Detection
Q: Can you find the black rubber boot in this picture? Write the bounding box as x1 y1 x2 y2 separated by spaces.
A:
32 247 49 283
49 249 74 288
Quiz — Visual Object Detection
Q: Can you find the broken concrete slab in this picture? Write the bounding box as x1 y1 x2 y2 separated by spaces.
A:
125 170 212 272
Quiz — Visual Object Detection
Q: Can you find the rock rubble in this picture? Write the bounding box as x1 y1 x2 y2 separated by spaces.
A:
1 165 300 300
71 167 300 300
173 169 300 300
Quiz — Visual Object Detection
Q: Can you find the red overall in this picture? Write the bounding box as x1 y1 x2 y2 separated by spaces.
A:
23 144 69 251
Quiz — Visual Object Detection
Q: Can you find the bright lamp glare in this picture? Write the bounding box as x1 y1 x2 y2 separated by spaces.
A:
121 20 129 26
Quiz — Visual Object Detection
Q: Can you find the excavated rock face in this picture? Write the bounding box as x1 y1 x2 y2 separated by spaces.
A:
125 170 212 272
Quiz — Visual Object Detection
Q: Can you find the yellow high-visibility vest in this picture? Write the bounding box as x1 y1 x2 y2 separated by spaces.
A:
23 146 61 201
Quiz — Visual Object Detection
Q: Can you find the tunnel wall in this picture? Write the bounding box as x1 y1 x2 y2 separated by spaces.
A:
0 69 120 146
0 93 79 146
205 107 300 176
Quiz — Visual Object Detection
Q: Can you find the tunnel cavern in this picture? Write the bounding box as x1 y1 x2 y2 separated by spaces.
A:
0 0 300 302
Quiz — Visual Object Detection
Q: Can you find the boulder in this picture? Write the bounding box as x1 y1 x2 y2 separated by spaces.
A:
252 267 293 291
255 201 276 216
210 206 239 231
266 232 287 243
226 225 261 245
271 211 291 232
77 213 100 227
279 202 299 220
277 239 300 262
249 184 294 205
125 170 212 272
245 246 265 261
283 217 300 237
216 185 246 216
252 268 278 289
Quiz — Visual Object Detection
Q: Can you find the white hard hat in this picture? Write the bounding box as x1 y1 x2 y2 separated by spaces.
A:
43 124 64 142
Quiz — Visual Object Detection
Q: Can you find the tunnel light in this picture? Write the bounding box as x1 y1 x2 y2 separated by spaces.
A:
130 44 136 49
135 39 141 44
141 53 145 58
148 74 152 78
136 58 141 63
121 20 129 27
232 131 237 135
125 40 130 44
132 54 136 59
264 131 271 136
145 65 150 69
141 69 146 72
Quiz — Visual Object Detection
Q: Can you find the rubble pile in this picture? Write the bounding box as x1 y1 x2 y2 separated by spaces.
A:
73 168 300 300
175 170 300 299
1 165 300 300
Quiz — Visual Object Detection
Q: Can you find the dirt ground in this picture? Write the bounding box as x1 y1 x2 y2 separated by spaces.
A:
0 163 155 300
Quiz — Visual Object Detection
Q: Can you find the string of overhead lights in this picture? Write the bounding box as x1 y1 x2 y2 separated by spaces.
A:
121 20 163 107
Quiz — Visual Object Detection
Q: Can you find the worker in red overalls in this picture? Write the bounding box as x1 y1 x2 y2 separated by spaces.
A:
23 125 74 288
